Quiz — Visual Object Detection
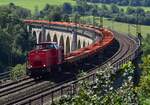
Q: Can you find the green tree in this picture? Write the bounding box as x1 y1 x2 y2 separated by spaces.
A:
129 0 141 6
143 0 150 6
101 4 108 11
50 11 62 21
110 4 120 13
63 3 72 14
33 5 40 19
143 34 150 55
43 4 50 11
0 29 12 69
0 4 31 70
135 8 145 16
135 56 150 104
126 7 135 14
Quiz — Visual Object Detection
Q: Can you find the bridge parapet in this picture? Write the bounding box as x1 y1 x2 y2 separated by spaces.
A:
25 21 103 54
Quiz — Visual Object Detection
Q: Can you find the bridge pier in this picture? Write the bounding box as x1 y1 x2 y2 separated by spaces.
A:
71 29 77 51
41 25 46 42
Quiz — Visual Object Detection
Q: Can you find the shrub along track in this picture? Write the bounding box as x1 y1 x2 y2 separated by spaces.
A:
0 29 139 105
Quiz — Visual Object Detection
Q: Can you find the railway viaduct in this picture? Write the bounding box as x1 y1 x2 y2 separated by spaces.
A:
27 25 94 54
0 20 142 105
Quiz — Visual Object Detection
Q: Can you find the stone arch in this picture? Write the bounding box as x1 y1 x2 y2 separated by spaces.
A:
85 41 89 47
59 35 64 48
32 31 37 43
33 31 36 37
83 41 86 47
53 34 58 43
77 40 81 49
66 37 70 54
47 33 51 42
39 32 42 43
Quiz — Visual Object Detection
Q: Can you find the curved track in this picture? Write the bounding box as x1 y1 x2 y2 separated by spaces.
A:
12 31 139 105
0 23 140 105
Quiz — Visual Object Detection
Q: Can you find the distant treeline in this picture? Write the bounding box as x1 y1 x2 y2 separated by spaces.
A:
34 1 150 25
86 0 150 6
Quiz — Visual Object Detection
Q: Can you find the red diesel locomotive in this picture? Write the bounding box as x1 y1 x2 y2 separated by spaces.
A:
27 42 64 75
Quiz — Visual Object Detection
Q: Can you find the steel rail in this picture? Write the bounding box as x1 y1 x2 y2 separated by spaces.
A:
11 31 140 105
0 23 140 105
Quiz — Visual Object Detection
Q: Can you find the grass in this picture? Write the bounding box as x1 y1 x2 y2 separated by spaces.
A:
80 16 150 37
103 18 150 37
0 0 76 12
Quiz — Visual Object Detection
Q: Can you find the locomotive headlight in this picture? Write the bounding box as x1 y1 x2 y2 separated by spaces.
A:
43 64 46 67
30 65 32 68
28 64 32 69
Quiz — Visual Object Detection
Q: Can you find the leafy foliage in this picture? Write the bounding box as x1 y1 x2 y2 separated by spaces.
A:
10 64 26 80
135 55 150 104
53 62 137 105
0 4 33 71
143 34 150 55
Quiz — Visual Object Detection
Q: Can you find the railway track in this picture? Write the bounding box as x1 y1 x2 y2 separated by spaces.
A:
15 32 139 105
0 39 118 105
2 34 138 105
0 26 140 105
111 32 135 65
0 71 10 82
111 31 139 68
0 77 37 97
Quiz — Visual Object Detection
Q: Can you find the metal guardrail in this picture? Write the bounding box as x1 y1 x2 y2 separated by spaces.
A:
14 35 141 105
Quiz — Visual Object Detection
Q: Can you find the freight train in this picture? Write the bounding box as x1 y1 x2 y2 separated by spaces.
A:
25 20 114 76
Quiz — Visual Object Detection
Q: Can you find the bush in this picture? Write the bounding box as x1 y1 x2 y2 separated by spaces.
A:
135 55 150 104
53 62 137 105
10 64 26 80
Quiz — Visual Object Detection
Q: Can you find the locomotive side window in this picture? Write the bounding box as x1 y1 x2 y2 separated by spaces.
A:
35 43 59 50
53 44 59 49
47 44 55 49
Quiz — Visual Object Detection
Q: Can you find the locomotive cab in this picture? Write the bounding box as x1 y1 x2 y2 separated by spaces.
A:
27 42 64 75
